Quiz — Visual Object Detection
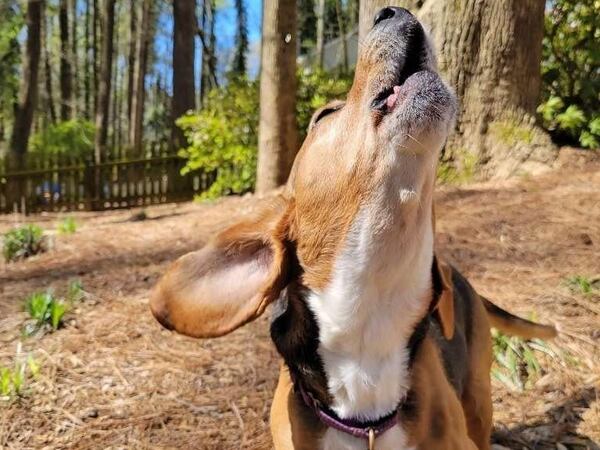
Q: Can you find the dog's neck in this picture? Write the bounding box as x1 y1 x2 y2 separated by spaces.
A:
305 191 434 422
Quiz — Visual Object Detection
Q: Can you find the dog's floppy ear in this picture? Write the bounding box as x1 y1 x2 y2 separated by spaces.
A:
150 198 293 338
432 255 455 340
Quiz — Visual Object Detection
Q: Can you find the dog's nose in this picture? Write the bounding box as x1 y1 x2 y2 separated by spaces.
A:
373 6 412 27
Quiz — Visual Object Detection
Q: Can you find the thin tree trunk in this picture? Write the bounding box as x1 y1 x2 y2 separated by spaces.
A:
84 0 91 119
130 0 153 156
71 0 79 117
256 0 298 193
335 0 348 73
172 0 196 150
43 5 57 124
93 0 99 113
59 0 73 120
94 0 116 164
315 0 325 68
418 0 555 177
10 0 44 169
110 5 119 156
127 0 137 128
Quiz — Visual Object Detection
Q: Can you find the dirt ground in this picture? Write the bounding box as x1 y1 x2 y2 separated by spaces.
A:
1 149 599 450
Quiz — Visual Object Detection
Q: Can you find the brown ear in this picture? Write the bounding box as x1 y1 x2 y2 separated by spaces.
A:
150 200 292 338
433 256 455 340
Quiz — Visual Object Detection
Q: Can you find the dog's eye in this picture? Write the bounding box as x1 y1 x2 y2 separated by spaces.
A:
309 102 344 130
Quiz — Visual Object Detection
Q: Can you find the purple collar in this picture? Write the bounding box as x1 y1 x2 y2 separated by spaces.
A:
297 382 399 442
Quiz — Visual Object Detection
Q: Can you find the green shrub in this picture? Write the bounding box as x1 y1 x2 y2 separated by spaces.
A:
24 291 67 334
540 0 600 148
2 224 46 262
178 70 354 200
57 216 77 234
29 119 95 160
0 345 40 401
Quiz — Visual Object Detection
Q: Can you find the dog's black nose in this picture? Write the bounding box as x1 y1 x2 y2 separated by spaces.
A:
373 6 412 27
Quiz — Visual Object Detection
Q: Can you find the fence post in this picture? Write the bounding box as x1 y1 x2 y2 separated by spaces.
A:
84 158 100 211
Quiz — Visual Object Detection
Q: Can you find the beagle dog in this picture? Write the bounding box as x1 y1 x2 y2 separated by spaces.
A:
150 7 556 450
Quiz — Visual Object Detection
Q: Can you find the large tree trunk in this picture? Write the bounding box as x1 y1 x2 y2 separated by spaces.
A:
59 0 73 120
358 0 422 42
256 0 298 193
418 0 555 177
9 0 44 169
94 0 116 164
172 0 196 150
130 0 153 156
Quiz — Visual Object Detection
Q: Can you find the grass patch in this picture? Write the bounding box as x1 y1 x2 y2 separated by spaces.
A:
0 343 40 401
57 216 77 234
491 328 559 391
490 120 534 147
566 275 600 296
2 224 47 262
22 280 85 336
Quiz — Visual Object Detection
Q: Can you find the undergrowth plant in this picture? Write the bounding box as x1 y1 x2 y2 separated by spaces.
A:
2 224 46 262
22 280 85 336
0 344 40 401
566 275 600 296
57 217 77 234
491 328 559 391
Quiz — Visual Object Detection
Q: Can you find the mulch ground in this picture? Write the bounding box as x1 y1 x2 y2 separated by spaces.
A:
0 148 598 449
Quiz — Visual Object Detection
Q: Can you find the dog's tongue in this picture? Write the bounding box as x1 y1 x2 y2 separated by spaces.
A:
386 86 402 110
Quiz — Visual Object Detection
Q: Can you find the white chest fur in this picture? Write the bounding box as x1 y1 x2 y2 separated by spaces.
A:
306 206 433 450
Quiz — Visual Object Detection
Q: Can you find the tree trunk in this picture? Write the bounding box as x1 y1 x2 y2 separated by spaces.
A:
172 0 196 150
418 0 555 177
315 0 325 68
256 0 298 193
71 0 79 117
359 0 422 42
127 0 137 128
94 0 116 164
43 5 57 125
84 0 91 119
335 0 348 73
9 0 44 169
130 0 153 156
93 0 99 112
59 0 73 120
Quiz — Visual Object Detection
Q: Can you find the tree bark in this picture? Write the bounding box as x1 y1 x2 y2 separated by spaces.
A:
172 0 196 150
84 0 91 119
418 0 555 177
59 0 73 120
127 0 137 128
256 0 298 193
94 0 116 164
130 0 153 156
43 5 57 125
359 0 422 42
315 0 325 68
335 0 349 73
10 0 44 169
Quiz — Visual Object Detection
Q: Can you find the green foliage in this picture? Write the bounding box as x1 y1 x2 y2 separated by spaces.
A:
0 344 40 400
178 78 259 200
24 291 67 334
296 69 354 141
22 280 85 335
0 1 22 134
2 224 46 262
178 70 353 199
540 0 600 148
29 120 95 159
566 275 600 296
57 217 77 234
491 329 557 391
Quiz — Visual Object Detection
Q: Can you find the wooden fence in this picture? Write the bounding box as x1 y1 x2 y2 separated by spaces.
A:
0 155 215 214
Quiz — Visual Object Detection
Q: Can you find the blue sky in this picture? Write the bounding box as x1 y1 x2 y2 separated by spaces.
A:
152 0 263 94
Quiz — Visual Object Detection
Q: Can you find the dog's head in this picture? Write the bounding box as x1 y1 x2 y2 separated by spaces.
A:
150 7 457 338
